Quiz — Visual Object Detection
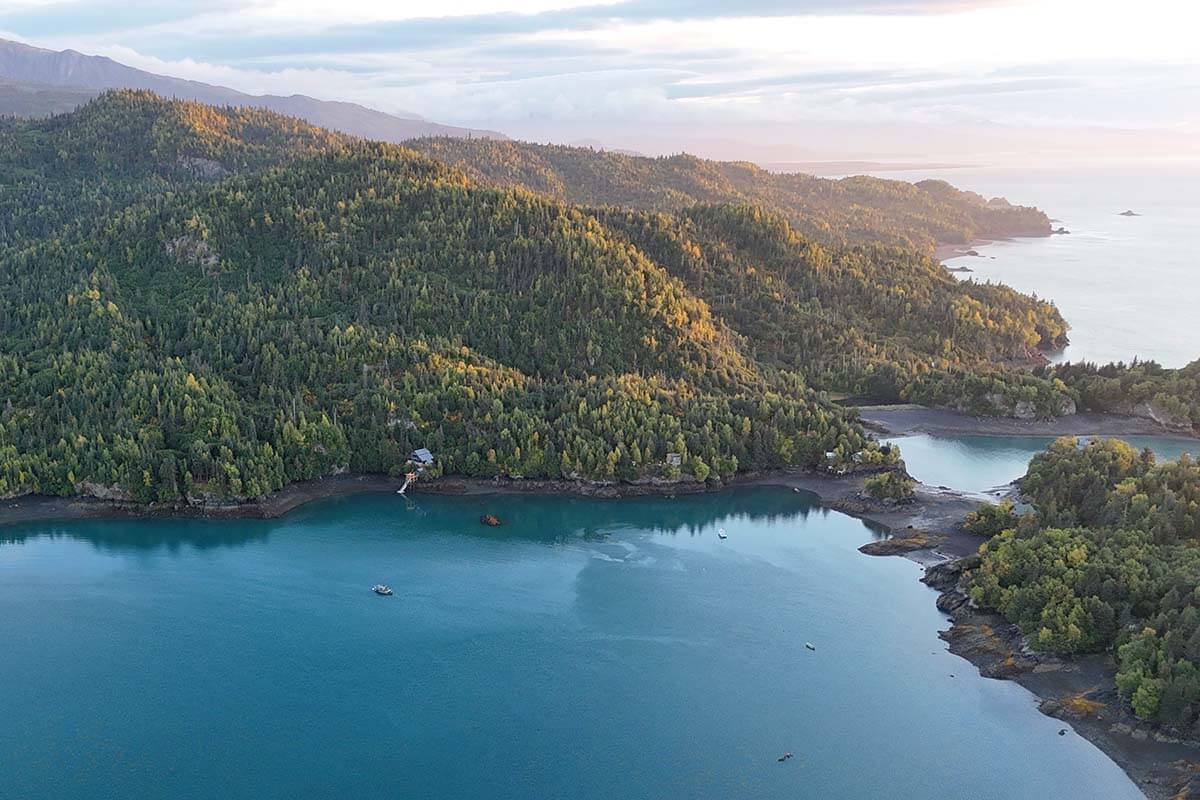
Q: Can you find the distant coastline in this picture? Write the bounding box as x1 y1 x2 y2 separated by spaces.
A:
761 160 974 176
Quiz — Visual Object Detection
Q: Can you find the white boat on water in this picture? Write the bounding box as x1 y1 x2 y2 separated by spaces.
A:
717 528 727 539
372 584 394 596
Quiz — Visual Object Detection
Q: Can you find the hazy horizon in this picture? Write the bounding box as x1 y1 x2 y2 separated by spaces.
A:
3 1 1198 167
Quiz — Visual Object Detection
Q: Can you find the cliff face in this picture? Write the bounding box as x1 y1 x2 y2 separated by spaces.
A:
973 394 1077 421
1129 400 1193 432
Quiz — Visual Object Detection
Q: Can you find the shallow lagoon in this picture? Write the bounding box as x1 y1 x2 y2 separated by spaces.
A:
888 433 1197 494
0 488 1140 799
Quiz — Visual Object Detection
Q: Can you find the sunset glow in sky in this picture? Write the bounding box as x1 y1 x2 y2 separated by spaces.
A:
3 0 1197 161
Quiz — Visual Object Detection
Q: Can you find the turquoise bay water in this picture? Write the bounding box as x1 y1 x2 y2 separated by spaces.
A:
887 434 1196 494
0 489 1141 800
888 164 1200 368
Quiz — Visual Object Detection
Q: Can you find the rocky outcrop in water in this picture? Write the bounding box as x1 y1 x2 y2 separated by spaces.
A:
922 555 979 591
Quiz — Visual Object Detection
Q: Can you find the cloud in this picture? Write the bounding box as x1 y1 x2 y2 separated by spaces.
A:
0 0 1012 61
0 1 238 37
2 0 1197 163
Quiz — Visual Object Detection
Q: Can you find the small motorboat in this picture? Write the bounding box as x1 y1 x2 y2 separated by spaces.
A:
717 528 727 539
372 584 394 596
805 642 816 651
777 752 794 762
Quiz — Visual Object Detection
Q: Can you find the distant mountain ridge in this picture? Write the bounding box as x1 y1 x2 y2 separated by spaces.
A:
406 137 1051 251
0 37 505 142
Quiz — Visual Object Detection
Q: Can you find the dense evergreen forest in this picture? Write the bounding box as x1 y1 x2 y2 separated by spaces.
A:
594 204 1072 415
408 137 1052 251
966 438 1200 730
396 138 1200 428
0 91 1078 502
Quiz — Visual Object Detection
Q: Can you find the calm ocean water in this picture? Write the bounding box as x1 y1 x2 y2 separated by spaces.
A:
888 163 1200 368
0 489 1141 800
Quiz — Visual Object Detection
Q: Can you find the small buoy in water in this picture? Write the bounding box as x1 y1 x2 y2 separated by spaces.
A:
777 752 794 762
805 642 816 651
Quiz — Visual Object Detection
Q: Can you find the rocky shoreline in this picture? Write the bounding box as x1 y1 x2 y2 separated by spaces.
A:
2 465 1193 797
773 467 1200 800
916 558 1200 800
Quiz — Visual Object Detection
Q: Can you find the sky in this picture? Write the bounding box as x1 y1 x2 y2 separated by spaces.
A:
2 0 1198 164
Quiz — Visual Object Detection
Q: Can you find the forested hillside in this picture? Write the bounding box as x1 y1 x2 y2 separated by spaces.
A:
966 438 1200 730
596 204 1071 414
406 138 1080 416
0 91 1073 503
0 91 345 249
407 138 1051 250
0 91 889 501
